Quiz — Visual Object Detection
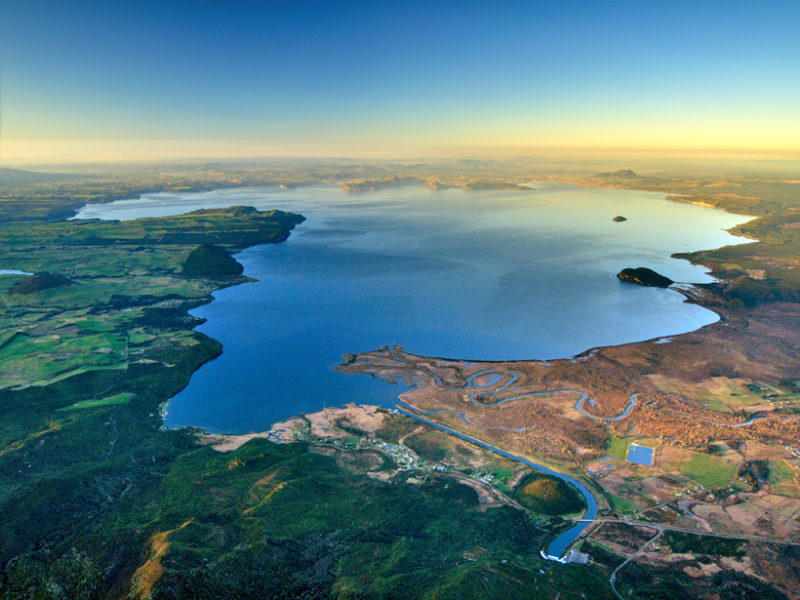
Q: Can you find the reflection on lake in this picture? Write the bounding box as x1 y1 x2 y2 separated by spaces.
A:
75 184 751 433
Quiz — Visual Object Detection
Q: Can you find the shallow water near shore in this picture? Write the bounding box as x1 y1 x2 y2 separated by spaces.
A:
76 183 751 433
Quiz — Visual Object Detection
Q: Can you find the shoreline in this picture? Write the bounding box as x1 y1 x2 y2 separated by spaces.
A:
173 183 763 560
174 182 750 442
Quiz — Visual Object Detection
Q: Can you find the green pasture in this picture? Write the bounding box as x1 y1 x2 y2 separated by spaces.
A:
677 452 737 489
60 392 134 411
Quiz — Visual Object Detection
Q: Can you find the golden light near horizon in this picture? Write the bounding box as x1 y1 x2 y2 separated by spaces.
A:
4 136 798 166
0 1 798 165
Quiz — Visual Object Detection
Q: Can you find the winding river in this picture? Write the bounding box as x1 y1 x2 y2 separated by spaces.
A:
386 343 776 558
396 407 598 560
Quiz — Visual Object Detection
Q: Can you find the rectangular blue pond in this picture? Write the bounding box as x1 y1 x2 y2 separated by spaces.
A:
627 444 655 466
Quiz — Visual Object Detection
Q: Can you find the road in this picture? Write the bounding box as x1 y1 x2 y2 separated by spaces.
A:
594 515 800 599
571 517 800 546
609 528 663 600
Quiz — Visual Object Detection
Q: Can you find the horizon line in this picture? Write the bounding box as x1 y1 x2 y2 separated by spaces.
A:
3 147 800 169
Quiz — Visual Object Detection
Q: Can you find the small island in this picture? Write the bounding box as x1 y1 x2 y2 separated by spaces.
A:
595 169 639 179
612 215 627 222
617 267 674 287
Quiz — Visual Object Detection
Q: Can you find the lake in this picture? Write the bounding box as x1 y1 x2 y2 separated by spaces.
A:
75 183 751 434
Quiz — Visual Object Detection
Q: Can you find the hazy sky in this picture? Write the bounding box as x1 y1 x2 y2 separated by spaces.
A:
1 0 798 163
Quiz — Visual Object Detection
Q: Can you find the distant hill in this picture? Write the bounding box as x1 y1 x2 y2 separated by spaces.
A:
514 473 586 515
8 273 75 295
182 244 244 278
595 169 639 179
0 168 79 186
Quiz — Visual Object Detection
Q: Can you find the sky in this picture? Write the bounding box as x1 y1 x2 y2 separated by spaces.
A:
1 0 798 163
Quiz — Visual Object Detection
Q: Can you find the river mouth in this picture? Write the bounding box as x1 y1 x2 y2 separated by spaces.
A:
75 183 753 434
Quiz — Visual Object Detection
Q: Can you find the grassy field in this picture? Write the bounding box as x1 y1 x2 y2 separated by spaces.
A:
677 452 738 489
60 392 135 411
608 493 640 515
606 436 629 460
647 375 773 414
768 460 800 498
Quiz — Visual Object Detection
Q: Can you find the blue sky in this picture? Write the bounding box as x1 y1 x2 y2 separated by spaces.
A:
1 0 798 161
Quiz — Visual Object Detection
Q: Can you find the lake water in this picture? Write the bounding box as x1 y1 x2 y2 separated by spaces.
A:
75 183 751 434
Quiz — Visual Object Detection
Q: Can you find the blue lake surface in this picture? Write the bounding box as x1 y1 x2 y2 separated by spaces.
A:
627 444 656 466
75 183 751 434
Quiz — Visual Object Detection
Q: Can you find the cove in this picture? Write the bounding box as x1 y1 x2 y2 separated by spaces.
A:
74 183 752 434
